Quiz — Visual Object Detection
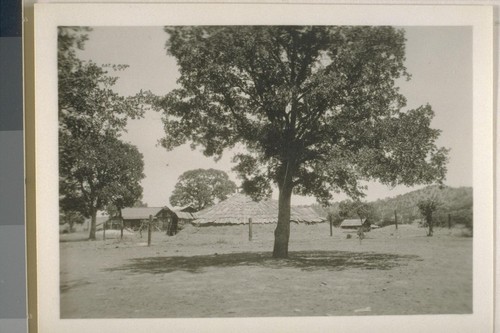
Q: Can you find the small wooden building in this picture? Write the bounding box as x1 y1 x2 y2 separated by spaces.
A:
340 219 365 230
121 207 180 235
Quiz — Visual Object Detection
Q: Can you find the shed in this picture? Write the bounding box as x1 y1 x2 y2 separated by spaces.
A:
339 219 365 229
121 207 179 235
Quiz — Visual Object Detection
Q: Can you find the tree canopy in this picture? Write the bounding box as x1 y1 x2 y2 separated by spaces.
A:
58 27 146 240
169 169 237 211
417 197 441 236
156 26 449 257
60 133 145 239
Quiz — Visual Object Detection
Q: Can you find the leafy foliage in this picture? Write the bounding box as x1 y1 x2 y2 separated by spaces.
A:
60 134 145 233
325 200 378 227
369 185 472 227
322 185 472 231
169 169 237 211
417 197 440 236
156 26 449 257
58 27 146 240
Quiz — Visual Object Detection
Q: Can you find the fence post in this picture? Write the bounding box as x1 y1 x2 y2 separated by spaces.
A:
394 210 398 230
248 218 253 241
329 219 333 237
148 214 152 246
120 219 124 240
448 213 451 229
103 220 106 240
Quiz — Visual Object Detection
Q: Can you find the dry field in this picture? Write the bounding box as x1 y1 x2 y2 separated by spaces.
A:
59 223 472 318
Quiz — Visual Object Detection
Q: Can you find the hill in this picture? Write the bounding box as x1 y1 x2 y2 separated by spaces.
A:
370 185 472 227
311 185 472 228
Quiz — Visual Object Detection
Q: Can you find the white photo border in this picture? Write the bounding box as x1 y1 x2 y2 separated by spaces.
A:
33 3 494 333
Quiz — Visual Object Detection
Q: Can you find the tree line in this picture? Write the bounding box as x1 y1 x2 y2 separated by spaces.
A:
319 185 472 231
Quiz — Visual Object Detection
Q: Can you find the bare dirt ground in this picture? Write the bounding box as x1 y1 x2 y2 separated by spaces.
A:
59 223 472 318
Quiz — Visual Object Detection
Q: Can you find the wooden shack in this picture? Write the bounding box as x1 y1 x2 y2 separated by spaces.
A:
121 207 180 235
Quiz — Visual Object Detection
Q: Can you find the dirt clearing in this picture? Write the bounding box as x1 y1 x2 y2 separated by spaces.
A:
59 224 472 318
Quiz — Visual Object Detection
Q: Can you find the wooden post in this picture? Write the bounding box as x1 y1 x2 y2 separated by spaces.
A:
394 210 398 230
147 214 152 246
329 219 333 237
248 218 253 241
448 213 451 229
103 220 106 240
120 209 124 240
120 219 124 240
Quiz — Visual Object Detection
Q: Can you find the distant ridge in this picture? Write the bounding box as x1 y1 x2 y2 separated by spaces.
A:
311 185 472 227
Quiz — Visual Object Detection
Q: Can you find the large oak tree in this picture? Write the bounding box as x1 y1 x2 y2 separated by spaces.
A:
156 26 448 257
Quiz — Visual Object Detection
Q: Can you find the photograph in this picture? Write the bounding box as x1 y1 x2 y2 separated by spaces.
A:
58 24 474 318
32 3 493 333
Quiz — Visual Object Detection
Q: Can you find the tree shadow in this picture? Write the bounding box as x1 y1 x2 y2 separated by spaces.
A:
107 251 422 275
60 279 91 293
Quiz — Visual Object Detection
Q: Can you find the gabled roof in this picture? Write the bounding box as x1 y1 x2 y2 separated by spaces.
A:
195 193 325 225
340 219 365 227
121 206 196 221
121 207 167 220
176 205 198 213
173 210 196 220
84 216 109 225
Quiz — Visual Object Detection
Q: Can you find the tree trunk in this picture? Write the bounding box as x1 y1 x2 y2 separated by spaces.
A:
103 219 106 240
119 208 124 240
147 215 153 246
273 185 293 258
89 209 97 240
248 218 253 241
427 215 434 236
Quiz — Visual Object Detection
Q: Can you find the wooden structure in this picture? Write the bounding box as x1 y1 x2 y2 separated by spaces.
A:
172 205 198 227
121 207 180 235
340 219 372 231
340 219 365 230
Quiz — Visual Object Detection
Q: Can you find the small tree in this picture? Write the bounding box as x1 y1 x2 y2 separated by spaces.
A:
417 198 440 236
60 134 145 240
60 210 85 233
170 169 237 211
327 210 343 228
339 200 375 221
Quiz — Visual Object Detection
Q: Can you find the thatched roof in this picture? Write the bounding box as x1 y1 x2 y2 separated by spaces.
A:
194 193 325 225
291 206 326 223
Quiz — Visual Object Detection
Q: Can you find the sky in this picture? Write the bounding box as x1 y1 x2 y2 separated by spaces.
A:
76 26 472 207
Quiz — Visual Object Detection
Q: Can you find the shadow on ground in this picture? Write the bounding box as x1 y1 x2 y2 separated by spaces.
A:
107 251 422 275
60 279 92 293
